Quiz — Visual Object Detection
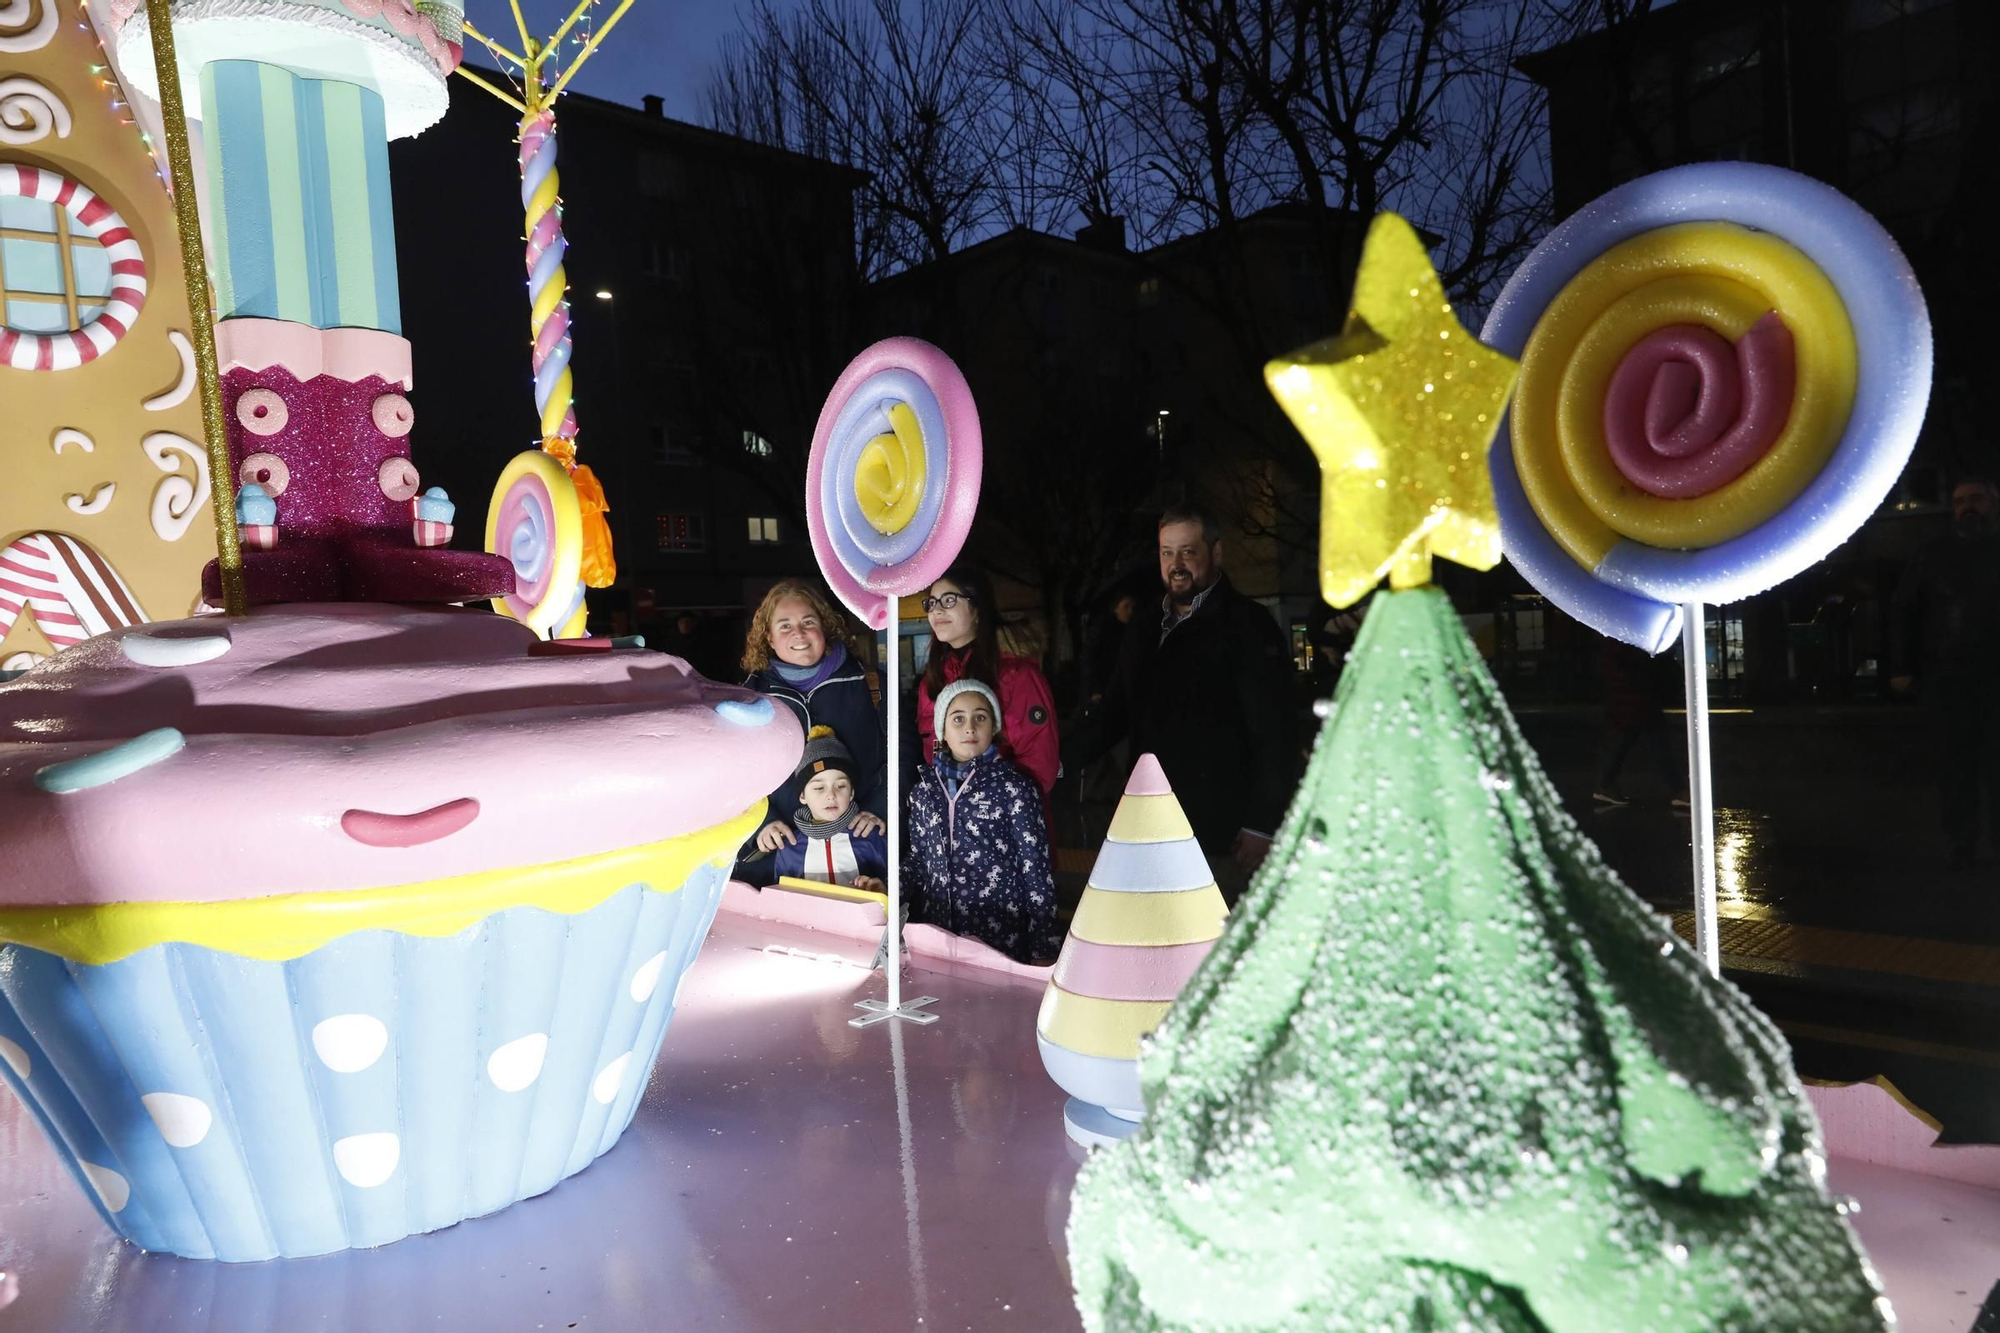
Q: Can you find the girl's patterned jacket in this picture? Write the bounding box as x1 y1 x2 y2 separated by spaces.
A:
906 747 1059 963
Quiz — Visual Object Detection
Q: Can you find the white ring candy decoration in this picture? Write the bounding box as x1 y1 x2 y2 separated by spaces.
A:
235 388 288 436
377 456 421 502
371 392 414 438
239 452 290 496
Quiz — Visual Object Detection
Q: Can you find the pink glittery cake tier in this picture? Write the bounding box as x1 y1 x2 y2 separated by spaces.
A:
0 604 801 905
201 319 514 605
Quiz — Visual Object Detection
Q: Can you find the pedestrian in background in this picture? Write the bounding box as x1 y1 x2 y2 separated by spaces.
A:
1593 637 1685 808
1072 503 1295 902
1892 476 2000 868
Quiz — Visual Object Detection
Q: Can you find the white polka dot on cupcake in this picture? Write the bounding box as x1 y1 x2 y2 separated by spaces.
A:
629 951 668 1003
592 1052 632 1105
333 1133 400 1188
140 1092 213 1148
312 1015 388 1073
486 1033 548 1092
0 1036 29 1080
81 1161 130 1212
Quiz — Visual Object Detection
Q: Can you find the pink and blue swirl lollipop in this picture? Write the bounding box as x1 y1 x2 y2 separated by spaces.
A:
806 338 983 630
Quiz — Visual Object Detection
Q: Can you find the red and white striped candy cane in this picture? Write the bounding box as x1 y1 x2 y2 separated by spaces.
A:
0 532 148 651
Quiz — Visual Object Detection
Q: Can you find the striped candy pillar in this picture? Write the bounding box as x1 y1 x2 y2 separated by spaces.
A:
1036 754 1228 1148
519 108 576 442
198 60 402 335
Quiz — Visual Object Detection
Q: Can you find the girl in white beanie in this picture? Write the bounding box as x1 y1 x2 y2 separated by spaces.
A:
906 679 1059 963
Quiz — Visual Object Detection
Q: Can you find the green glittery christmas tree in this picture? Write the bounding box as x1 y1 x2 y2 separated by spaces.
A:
1066 220 1892 1333
1065 588 1893 1332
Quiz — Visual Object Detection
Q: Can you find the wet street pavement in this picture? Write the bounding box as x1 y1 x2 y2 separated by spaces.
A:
1497 705 1993 1144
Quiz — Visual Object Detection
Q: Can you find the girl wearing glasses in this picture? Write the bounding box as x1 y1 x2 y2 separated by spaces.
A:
915 566 1061 829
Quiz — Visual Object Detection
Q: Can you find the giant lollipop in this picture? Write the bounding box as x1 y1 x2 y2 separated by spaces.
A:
808 337 982 1027
1484 162 1932 974
806 338 983 631
486 450 586 638
1483 161 1931 653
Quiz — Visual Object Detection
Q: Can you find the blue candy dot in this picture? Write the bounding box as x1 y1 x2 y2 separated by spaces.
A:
35 727 187 794
713 698 775 727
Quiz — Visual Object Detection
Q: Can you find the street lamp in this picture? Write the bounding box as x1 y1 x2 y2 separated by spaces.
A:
1155 408 1170 459
595 289 613 301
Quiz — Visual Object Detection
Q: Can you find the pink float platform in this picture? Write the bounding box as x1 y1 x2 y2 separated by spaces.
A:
0 910 1990 1330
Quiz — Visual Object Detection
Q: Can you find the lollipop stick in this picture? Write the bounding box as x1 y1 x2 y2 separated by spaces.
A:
1682 600 1720 976
889 630 902 1011
853 612 937 1027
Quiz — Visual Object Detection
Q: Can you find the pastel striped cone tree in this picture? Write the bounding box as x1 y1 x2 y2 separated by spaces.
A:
1038 754 1227 1147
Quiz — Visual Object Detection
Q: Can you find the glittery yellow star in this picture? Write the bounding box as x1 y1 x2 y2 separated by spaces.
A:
1265 213 1520 609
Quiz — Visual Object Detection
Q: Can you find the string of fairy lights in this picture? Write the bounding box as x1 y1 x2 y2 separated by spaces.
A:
75 0 169 190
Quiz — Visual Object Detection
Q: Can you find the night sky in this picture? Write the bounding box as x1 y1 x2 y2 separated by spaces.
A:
493 0 785 122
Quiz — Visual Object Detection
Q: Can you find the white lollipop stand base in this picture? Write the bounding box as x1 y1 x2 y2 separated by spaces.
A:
852 995 940 1027
850 614 944 1029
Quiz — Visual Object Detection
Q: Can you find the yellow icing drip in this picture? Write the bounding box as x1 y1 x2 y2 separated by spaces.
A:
0 801 765 966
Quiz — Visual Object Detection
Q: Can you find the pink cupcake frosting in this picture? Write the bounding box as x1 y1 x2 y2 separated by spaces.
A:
0 605 800 905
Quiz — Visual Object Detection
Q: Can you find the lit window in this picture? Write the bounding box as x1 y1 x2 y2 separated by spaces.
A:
747 516 780 544
654 512 706 552
1137 276 1160 307
742 430 773 458
0 166 145 370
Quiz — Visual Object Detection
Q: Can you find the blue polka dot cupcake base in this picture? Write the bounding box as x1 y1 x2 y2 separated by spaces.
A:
0 862 728 1262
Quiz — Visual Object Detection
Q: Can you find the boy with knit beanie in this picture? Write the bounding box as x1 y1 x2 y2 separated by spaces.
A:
907 679 1059 963
770 726 887 890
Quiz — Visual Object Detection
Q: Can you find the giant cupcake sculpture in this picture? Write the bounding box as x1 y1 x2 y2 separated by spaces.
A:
0 0 802 1263
1065 214 1895 1329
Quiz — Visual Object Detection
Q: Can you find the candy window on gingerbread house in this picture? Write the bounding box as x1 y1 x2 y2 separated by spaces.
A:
0 182 112 334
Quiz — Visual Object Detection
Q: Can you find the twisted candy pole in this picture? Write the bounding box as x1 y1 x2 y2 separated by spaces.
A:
459 4 634 593
519 106 576 442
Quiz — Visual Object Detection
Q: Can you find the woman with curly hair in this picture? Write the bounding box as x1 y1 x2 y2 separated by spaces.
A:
739 579 887 856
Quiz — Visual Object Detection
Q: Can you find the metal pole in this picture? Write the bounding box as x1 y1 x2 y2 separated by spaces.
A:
1682 601 1719 976
887 619 902 1011
852 608 937 1026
